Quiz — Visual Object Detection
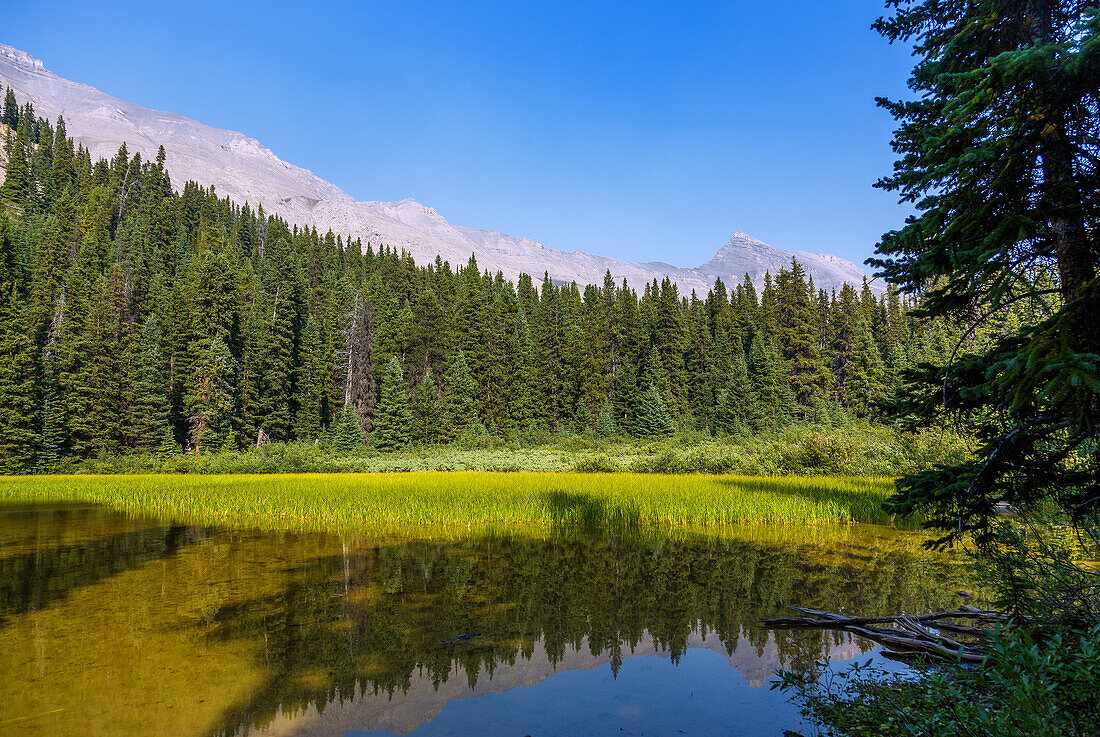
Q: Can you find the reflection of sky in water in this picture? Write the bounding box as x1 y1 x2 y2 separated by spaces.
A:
357 649 801 737
354 649 908 737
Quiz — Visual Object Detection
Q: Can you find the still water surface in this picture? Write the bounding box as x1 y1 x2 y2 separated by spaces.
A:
0 502 970 737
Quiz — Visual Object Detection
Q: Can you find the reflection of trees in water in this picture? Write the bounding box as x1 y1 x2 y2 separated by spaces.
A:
202 532 970 737
0 515 199 626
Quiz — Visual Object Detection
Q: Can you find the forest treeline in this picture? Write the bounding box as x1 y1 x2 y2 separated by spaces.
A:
0 90 1031 472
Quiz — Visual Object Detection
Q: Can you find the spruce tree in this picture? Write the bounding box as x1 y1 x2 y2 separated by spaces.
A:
372 357 412 451
872 0 1100 542
185 335 235 453
596 398 617 437
1 125 30 205
0 284 37 471
443 348 480 437
1 88 17 129
842 315 886 416
294 314 326 439
411 368 445 445
748 338 795 428
713 341 757 435
330 402 365 453
129 316 172 450
634 385 675 437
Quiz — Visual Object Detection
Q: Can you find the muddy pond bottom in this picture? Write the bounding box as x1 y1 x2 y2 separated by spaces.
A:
0 501 969 737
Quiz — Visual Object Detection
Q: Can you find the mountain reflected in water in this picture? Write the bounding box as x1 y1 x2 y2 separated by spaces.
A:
0 503 972 737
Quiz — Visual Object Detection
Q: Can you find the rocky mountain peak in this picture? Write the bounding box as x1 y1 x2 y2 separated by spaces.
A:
0 43 878 293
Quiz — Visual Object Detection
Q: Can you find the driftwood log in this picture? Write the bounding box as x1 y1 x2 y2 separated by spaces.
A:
762 604 1005 664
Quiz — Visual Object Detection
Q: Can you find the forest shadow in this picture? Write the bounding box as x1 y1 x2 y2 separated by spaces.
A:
0 523 197 628
544 490 642 532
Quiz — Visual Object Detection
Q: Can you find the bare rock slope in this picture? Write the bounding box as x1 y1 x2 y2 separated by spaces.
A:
0 43 873 293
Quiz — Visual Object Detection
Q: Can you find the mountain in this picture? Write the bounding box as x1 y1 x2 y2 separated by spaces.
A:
0 43 875 293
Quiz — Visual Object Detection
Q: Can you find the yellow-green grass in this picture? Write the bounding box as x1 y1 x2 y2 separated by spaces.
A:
0 472 899 533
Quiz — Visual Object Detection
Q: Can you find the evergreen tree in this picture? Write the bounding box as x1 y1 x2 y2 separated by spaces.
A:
1 124 30 205
872 0 1100 542
411 368 445 445
294 314 326 438
443 348 480 437
713 340 758 435
185 335 235 453
1 88 17 129
372 357 412 451
748 338 795 427
842 315 886 416
775 259 831 406
596 398 617 437
129 316 172 450
0 284 37 471
330 401 365 453
634 385 675 437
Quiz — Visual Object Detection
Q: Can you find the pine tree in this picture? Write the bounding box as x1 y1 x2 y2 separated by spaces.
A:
775 259 831 406
1 124 30 205
1 88 17 129
443 348 480 437
0 284 37 471
713 340 758 435
871 0 1100 542
129 316 173 450
748 337 795 427
596 398 617 437
294 314 326 439
185 335 235 453
842 315 886 416
330 401 364 453
634 385 675 437
411 368 445 445
372 357 412 451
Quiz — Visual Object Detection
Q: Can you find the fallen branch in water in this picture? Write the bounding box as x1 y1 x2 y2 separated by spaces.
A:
762 604 1004 664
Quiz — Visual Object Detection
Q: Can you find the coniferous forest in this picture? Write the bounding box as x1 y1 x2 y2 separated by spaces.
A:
0 88 1034 473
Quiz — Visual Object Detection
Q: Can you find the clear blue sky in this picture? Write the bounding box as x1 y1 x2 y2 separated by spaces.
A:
5 0 914 268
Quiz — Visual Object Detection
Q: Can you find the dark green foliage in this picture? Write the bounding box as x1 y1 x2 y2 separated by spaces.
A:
0 95 947 470
596 398 616 437
634 385 675 437
185 336 235 453
410 368 445 445
1 122 29 205
870 0 1100 546
0 284 37 471
443 349 481 437
777 624 1100 737
129 316 172 451
749 338 796 427
371 357 412 451
330 402 365 453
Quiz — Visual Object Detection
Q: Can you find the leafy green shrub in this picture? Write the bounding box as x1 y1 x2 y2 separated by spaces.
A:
573 455 620 473
775 624 1100 737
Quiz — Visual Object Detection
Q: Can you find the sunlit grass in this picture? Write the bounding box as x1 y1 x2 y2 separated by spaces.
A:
0 472 899 533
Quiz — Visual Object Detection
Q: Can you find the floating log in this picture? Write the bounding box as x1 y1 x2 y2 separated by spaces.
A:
762 605 1002 664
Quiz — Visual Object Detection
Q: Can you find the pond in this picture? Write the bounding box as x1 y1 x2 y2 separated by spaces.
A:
0 502 971 737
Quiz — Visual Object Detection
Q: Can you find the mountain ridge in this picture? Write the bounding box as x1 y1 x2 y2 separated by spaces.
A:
0 42 877 293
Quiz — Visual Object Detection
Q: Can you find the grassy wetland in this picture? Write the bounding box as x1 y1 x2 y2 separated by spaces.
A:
0 472 900 534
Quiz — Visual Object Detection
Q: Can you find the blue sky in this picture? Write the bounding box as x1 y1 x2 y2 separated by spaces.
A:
5 1 914 268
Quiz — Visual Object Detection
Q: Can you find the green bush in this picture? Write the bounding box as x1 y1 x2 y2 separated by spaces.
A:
775 624 1100 737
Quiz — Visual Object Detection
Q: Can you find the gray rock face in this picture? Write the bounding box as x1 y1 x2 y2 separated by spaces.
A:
0 43 876 293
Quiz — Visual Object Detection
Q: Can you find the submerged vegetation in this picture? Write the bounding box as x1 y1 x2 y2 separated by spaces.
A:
0 472 899 532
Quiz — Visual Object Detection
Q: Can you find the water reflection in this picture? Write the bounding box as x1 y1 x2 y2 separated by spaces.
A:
0 503 971 737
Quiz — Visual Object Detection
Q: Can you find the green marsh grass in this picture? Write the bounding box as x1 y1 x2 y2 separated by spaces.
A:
0 472 899 534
